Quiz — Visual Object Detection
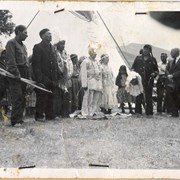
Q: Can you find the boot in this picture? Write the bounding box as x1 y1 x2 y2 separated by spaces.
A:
128 102 134 114
101 107 106 114
107 109 111 114
121 103 125 113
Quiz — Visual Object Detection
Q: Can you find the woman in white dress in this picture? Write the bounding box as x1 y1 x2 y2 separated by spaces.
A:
100 54 117 114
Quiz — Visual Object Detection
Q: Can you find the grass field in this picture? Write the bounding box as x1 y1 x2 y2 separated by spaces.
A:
0 113 180 169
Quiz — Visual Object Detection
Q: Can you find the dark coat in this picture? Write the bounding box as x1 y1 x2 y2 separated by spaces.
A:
131 55 158 85
166 58 180 88
31 41 59 88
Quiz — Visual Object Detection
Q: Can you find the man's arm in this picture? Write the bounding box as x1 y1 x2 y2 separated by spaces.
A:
6 40 20 77
152 57 159 78
131 57 138 71
172 71 180 79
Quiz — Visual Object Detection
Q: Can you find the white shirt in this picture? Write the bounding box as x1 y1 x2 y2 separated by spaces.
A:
158 62 167 75
175 58 180 64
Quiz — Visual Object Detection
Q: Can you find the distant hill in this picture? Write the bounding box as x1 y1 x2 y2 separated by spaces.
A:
118 43 170 67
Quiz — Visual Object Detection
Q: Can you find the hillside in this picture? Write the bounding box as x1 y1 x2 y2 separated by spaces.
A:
119 43 170 67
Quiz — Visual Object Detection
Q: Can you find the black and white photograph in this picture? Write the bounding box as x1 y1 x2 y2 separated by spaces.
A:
0 1 180 178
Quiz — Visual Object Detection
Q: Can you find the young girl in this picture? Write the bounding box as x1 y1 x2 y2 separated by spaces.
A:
115 65 134 114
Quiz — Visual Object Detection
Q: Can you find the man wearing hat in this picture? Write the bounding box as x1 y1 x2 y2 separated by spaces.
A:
6 25 29 126
31 28 59 121
132 44 158 116
166 48 180 117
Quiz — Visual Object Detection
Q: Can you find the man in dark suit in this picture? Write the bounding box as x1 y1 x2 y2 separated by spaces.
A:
132 44 159 116
31 28 59 121
166 48 180 117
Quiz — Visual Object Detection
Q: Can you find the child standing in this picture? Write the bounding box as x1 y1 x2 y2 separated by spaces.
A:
115 65 134 114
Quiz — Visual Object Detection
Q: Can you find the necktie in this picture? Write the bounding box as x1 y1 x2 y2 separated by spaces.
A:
173 58 176 66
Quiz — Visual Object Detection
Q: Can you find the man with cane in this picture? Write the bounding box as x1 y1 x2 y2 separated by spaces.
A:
132 44 159 116
31 28 59 122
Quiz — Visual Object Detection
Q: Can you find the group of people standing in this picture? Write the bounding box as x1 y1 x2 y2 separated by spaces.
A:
4 26 85 125
0 25 117 126
132 45 180 117
0 24 180 127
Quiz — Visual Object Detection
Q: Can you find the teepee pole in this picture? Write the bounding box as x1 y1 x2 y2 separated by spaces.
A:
97 11 131 68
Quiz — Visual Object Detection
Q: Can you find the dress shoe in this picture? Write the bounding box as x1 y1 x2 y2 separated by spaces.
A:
47 116 60 121
171 114 179 117
129 110 135 114
11 120 24 127
35 118 45 122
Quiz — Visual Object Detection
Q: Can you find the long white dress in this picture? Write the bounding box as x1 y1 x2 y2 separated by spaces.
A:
100 64 117 110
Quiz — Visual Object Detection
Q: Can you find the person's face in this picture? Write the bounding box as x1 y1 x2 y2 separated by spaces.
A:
143 48 150 56
161 54 167 64
42 31 52 43
57 43 65 51
102 56 109 65
171 50 179 59
89 48 97 59
19 29 28 41
72 57 78 64
119 66 126 74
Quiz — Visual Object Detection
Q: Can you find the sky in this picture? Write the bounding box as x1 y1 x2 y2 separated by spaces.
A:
1 1 180 75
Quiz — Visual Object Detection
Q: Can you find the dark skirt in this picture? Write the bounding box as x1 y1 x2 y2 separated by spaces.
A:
116 87 132 103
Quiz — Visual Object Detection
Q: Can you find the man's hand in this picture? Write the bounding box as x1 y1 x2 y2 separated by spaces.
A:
15 74 21 81
168 74 173 79
64 87 68 93
37 83 45 88
150 73 156 78
73 74 79 78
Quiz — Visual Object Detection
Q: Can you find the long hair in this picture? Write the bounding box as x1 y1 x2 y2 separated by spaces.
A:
118 65 128 76
143 44 153 57
116 65 128 87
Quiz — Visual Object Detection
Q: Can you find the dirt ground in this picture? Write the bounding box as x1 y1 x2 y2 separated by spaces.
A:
0 113 180 169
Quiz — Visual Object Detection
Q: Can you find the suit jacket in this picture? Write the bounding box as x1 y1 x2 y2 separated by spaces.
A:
166 58 180 88
31 41 59 88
